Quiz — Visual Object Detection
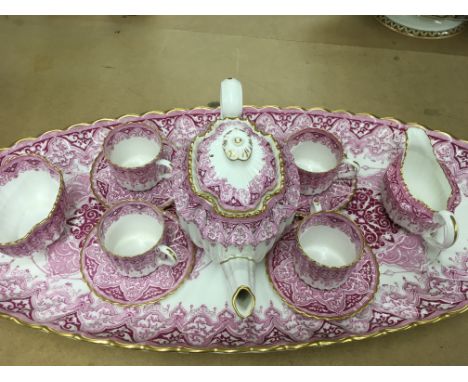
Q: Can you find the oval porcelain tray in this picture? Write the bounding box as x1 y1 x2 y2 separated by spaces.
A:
1 106 468 353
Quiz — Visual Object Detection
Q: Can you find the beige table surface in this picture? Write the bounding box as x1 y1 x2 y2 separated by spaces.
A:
1 15 468 365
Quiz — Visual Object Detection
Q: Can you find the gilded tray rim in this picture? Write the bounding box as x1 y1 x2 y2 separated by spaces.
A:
1 104 467 354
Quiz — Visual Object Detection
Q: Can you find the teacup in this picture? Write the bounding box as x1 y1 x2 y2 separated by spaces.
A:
103 123 172 191
287 128 359 195
295 210 365 290
97 201 177 278
0 155 66 256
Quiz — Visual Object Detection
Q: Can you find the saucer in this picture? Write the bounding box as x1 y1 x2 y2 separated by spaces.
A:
90 142 175 208
376 15 465 39
267 229 379 320
296 177 356 216
80 212 195 306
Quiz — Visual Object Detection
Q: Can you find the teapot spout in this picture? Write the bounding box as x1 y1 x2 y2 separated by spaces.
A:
220 258 256 319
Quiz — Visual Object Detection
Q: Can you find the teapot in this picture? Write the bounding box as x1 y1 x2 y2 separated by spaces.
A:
172 79 300 318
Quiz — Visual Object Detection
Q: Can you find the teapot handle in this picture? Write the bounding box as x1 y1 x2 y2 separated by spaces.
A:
220 78 243 119
423 210 458 250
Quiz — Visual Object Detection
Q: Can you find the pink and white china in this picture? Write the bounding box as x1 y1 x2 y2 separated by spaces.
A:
0 155 66 256
103 122 172 191
268 229 378 320
97 201 177 278
295 211 365 290
81 211 195 305
3 106 468 353
382 127 460 251
287 128 359 196
172 79 300 318
90 146 174 208
296 172 355 217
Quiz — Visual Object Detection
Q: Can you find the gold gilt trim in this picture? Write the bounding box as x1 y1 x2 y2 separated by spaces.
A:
232 285 256 320
400 126 458 214
187 117 285 219
0 154 65 247
450 214 459 247
0 105 468 352
266 245 380 321
96 200 168 261
102 122 166 172
295 176 357 218
79 211 196 308
5 295 468 354
376 15 466 39
89 151 174 209
296 211 366 272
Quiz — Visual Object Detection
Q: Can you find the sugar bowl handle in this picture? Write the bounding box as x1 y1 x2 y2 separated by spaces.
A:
220 78 243 119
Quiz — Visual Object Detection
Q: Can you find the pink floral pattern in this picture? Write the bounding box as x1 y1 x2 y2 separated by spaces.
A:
173 144 300 248
0 107 468 352
346 188 399 250
91 149 174 208
296 173 355 216
194 119 281 212
103 122 169 191
382 153 461 235
268 229 378 319
287 128 344 195
97 202 172 278
295 212 364 290
0 155 66 256
81 213 194 305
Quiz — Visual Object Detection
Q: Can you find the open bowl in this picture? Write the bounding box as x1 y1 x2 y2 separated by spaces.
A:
0 155 66 256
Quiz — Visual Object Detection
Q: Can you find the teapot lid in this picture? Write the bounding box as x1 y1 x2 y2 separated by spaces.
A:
188 117 285 218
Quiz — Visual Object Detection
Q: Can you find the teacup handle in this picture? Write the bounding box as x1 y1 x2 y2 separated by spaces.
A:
310 198 323 214
337 157 360 180
157 244 178 266
156 159 173 180
220 78 243 119
423 210 458 249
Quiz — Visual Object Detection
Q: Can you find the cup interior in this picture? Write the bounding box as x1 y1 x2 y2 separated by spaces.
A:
106 125 161 168
289 129 342 173
102 205 164 258
0 163 61 244
298 213 362 268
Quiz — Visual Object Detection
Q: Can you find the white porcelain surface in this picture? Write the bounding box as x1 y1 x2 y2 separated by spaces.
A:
291 141 338 172
387 15 464 32
104 214 163 257
179 213 294 318
98 202 177 277
299 225 358 267
403 128 452 211
109 137 161 168
0 170 60 243
3 106 468 352
382 127 459 251
220 78 243 118
204 124 271 189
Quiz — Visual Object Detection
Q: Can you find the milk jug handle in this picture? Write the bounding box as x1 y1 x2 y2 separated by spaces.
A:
423 210 458 249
